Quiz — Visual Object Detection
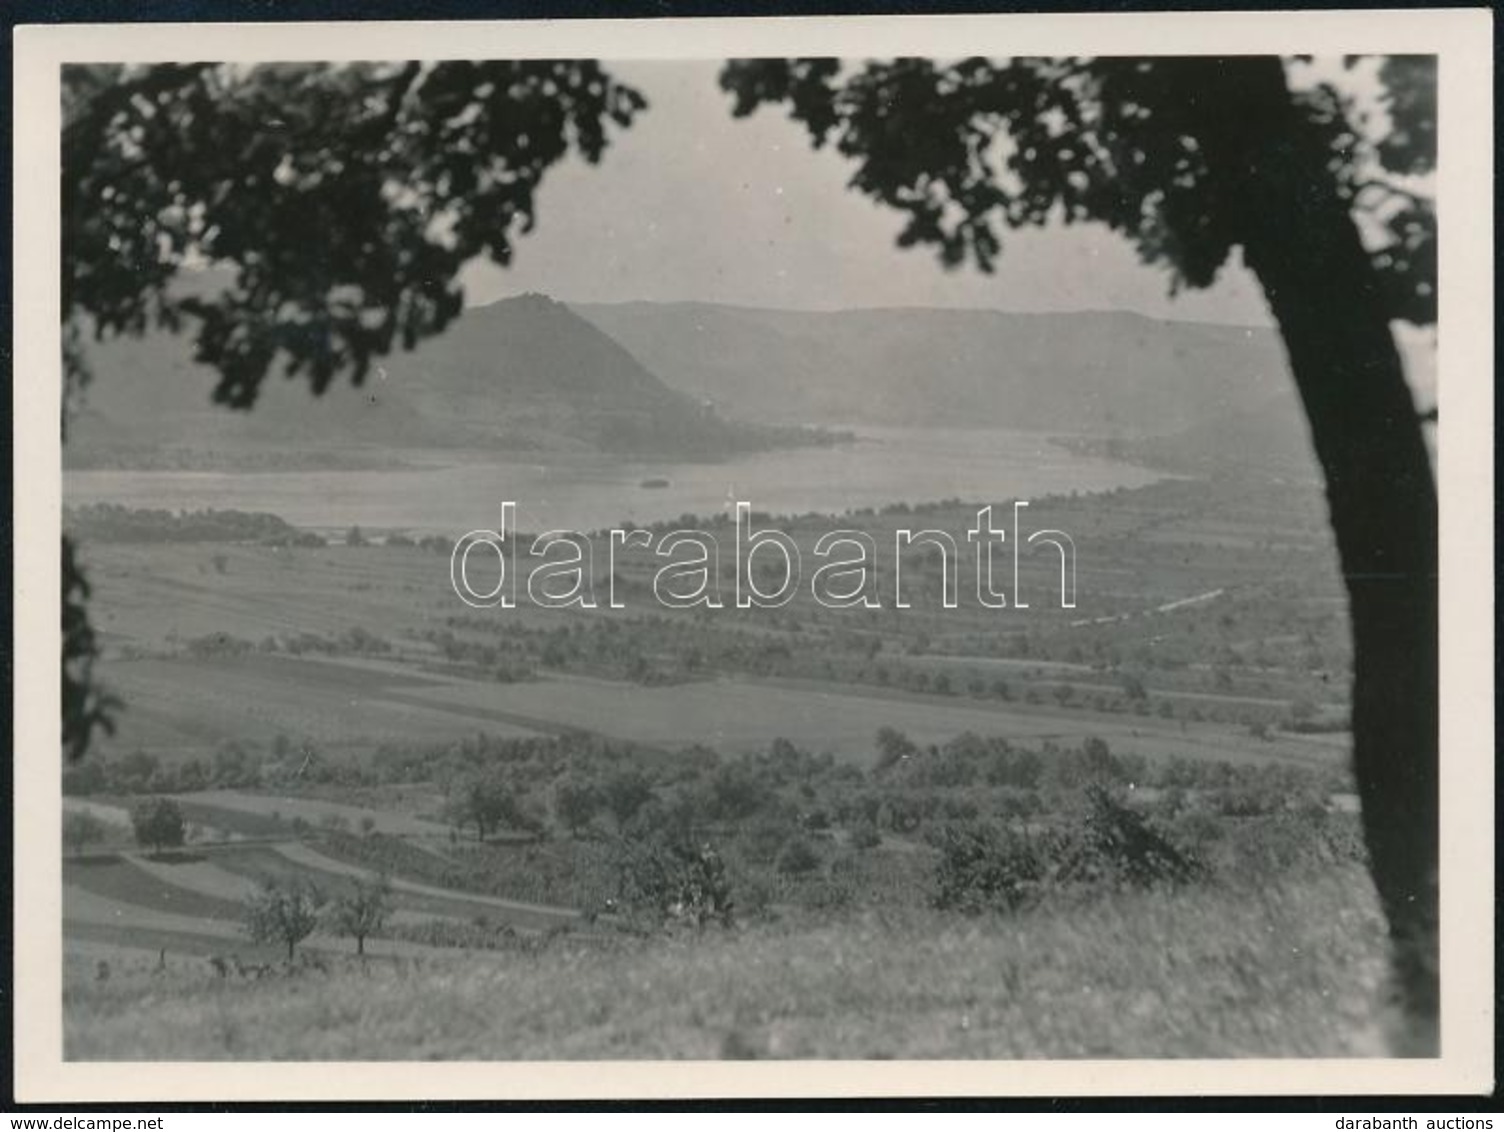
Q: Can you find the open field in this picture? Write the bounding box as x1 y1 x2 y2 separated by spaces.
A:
71 476 1354 776
64 863 1391 1060
92 655 527 754
85 648 1347 769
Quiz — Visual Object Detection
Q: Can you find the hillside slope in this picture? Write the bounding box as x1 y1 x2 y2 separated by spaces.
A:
576 301 1292 434
66 293 814 469
65 864 1389 1060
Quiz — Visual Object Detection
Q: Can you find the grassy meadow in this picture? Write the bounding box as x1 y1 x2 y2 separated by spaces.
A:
66 864 1390 1060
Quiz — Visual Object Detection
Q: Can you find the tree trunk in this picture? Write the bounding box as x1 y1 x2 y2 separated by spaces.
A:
357 935 365 956
1185 58 1439 1051
287 939 295 962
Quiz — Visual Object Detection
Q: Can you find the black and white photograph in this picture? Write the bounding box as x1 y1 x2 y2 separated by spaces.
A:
11 8 1494 1103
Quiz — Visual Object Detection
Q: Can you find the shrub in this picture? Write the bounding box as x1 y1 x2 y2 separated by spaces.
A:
776 838 822 877
933 788 1204 914
619 838 734 928
184 631 254 659
932 823 1052 913
1060 786 1205 888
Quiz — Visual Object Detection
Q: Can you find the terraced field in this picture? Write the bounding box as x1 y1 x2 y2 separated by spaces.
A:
64 824 588 968
176 788 453 838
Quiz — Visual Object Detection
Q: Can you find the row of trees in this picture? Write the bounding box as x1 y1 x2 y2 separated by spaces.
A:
63 504 300 544
65 723 1347 856
243 875 391 960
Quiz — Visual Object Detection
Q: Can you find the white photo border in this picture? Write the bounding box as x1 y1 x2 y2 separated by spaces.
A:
12 8 1495 1102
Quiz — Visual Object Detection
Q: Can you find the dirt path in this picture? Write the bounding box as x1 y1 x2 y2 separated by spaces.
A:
270 841 582 924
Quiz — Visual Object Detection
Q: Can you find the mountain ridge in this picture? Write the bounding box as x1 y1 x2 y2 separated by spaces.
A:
570 299 1296 436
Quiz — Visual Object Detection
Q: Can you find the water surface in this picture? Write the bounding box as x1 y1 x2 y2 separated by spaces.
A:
64 426 1160 535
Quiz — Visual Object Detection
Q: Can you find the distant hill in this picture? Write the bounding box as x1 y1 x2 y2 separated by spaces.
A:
1053 389 1324 481
574 301 1293 436
66 293 826 470
1055 327 1435 481
1131 391 1318 477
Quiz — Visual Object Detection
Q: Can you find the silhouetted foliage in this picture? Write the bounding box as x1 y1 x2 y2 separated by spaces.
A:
720 57 1433 321
63 61 646 410
62 536 117 762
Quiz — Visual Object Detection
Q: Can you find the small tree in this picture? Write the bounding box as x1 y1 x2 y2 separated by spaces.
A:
244 878 322 962
329 875 391 956
130 796 185 856
600 768 653 828
63 809 106 856
553 778 601 838
874 726 918 771
444 771 522 842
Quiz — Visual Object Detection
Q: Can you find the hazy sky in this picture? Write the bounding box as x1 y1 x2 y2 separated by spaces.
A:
462 60 1273 325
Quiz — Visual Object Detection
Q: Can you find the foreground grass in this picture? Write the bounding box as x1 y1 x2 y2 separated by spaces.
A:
65 864 1391 1060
